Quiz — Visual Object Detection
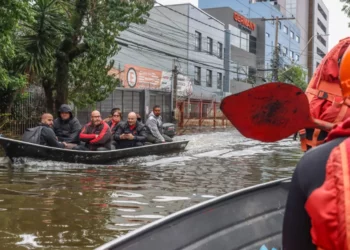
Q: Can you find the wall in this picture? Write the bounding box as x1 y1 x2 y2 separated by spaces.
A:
110 4 225 102
186 5 226 101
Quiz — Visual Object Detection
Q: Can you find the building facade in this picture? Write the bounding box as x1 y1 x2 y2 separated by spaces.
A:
276 0 329 80
110 3 226 102
203 7 259 94
200 0 301 93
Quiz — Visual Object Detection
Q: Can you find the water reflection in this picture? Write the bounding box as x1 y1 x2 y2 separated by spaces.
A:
0 130 302 249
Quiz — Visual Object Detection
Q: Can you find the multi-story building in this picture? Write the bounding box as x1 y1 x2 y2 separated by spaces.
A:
276 0 329 80
110 3 226 102
200 0 301 93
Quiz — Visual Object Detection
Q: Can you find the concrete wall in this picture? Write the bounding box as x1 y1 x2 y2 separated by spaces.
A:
110 4 225 102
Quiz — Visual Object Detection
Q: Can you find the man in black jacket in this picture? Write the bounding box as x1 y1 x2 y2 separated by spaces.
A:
114 112 146 148
23 113 66 148
53 104 81 145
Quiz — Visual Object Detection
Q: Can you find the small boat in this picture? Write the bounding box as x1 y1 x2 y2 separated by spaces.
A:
0 136 189 165
96 178 290 250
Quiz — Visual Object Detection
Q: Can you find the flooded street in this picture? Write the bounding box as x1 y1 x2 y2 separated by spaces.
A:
0 130 303 249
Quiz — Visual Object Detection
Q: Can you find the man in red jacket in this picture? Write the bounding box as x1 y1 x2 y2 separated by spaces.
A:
78 110 112 151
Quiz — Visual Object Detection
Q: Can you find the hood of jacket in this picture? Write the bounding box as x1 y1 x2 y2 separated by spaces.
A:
149 111 161 120
58 104 74 119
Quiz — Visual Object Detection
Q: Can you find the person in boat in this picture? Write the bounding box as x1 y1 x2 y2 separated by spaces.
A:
298 37 350 152
107 110 122 135
78 110 112 151
103 107 121 123
22 113 67 148
282 45 350 250
114 112 147 148
145 105 173 144
53 104 81 147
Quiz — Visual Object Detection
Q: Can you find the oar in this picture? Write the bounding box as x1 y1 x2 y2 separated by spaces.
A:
220 82 334 142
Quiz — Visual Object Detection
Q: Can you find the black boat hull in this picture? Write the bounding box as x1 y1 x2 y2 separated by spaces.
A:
96 178 291 250
0 137 189 164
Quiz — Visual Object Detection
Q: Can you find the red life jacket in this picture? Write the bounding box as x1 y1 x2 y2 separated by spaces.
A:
300 37 350 152
305 118 350 250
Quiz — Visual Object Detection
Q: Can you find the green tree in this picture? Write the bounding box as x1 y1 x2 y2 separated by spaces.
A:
20 0 154 112
278 65 308 91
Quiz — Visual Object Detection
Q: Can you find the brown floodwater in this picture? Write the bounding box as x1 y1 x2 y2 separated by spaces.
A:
0 130 303 249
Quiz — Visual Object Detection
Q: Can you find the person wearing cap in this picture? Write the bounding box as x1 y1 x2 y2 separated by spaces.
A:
53 104 82 146
282 45 350 250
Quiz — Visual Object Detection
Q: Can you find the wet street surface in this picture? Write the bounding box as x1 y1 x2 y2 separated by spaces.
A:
0 129 303 249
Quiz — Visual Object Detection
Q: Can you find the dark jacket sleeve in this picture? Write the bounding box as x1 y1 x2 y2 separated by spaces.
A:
53 118 61 137
67 118 81 143
134 126 147 142
282 163 315 250
114 123 125 141
90 123 112 145
42 127 65 148
79 125 95 142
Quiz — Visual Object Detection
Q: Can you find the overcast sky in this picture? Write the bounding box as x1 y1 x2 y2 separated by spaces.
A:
156 0 350 51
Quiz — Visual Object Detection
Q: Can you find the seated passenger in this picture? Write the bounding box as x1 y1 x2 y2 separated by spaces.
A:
22 113 67 148
114 112 146 149
53 104 81 147
103 107 121 123
107 110 122 135
145 105 173 144
78 110 112 151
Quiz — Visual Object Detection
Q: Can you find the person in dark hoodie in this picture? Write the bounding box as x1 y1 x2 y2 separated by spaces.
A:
114 112 146 148
22 113 66 148
53 104 81 146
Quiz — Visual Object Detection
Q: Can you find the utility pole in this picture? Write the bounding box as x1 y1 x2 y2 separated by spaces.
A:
262 16 295 81
172 62 179 123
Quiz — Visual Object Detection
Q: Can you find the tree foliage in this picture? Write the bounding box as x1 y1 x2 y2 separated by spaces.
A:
278 65 308 91
2 0 154 113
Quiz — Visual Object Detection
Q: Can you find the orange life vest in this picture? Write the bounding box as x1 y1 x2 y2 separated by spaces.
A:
300 37 350 152
305 137 350 250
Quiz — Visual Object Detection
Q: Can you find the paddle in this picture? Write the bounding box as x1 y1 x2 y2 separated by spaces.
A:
220 82 334 142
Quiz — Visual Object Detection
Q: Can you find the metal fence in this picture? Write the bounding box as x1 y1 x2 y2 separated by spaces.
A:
1 89 47 137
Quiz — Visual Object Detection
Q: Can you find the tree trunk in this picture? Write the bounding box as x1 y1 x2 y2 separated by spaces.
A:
55 51 70 110
42 78 55 114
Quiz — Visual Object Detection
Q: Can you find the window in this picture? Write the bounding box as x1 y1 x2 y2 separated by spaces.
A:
318 4 328 20
194 66 201 85
317 33 327 47
289 50 294 59
295 54 300 61
317 18 327 33
249 35 257 54
217 42 223 58
195 31 202 51
316 62 320 68
206 70 212 87
207 37 213 54
282 46 288 56
217 72 222 89
266 32 270 37
296 35 300 43
317 47 326 58
231 62 238 80
238 65 248 82
278 21 282 29
231 26 250 52
278 43 281 53
290 31 294 39
283 25 288 34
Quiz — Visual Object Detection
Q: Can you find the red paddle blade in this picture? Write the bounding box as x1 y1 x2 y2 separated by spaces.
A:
220 82 314 142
